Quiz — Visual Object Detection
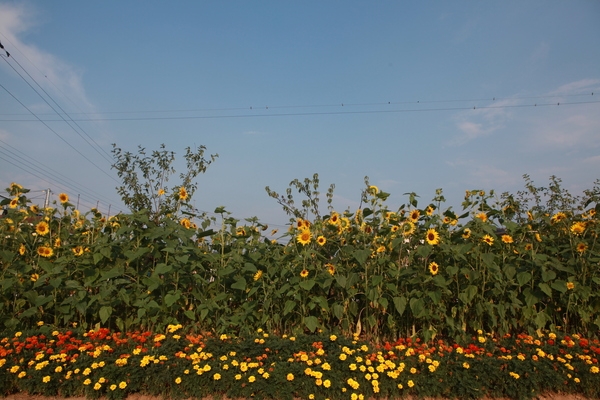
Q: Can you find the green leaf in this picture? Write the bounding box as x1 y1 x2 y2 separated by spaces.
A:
283 300 296 316
299 279 316 291
164 291 181 307
353 249 371 266
428 290 442 305
393 296 407 315
154 263 173 275
538 283 552 297
231 277 247 291
541 269 556 282
458 285 478 305
517 272 532 287
409 298 425 317
99 306 112 324
335 275 347 289
304 316 319 332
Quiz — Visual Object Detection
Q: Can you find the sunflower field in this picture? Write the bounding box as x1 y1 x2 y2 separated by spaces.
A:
1 167 600 398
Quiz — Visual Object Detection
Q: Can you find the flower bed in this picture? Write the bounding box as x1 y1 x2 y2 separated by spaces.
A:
1 325 599 400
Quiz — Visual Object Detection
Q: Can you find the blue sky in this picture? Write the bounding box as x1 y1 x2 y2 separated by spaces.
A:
1 1 599 228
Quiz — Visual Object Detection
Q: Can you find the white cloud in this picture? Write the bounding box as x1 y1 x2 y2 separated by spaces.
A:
583 155 600 165
450 98 518 145
549 79 600 96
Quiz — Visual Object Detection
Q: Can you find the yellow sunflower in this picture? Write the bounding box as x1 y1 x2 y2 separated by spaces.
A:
482 235 494 246
524 243 533 251
72 246 85 256
501 235 513 244
535 233 542 242
297 229 312 246
30 273 39 282
9 197 19 208
576 243 587 254
376 245 386 253
35 221 50 236
391 225 400 233
425 229 440 245
570 222 586 236
37 246 53 258
409 210 420 223
157 188 165 196
325 263 335 276
253 270 263 281
236 226 246 236
329 212 340 225
475 212 487 222
29 204 39 214
566 282 575 290
425 206 434 216
316 236 327 246
551 212 567 224
300 269 309 278
443 216 451 224
367 185 379 195
58 193 69 203
462 228 471 239
428 262 439 276
402 221 416 237
178 187 188 201
19 244 26 256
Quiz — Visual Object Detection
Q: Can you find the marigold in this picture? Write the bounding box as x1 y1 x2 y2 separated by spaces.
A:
286 373 294 381
425 229 440 245
566 282 575 290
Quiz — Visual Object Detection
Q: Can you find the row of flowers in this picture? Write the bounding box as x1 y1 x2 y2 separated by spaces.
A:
1 326 600 399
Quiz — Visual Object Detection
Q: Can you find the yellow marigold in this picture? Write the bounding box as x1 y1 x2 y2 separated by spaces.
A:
407 380 414 387
213 373 221 380
297 229 312 245
35 221 50 236
591 366 599 374
175 377 182 384
287 373 294 381
425 229 440 245
566 282 575 290
463 362 470 369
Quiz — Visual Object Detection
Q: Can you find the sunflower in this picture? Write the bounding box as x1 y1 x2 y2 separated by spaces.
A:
317 236 327 246
58 193 69 203
270 229 278 236
300 269 309 278
376 245 386 253
428 262 439 275
566 282 575 290
9 197 19 208
157 188 165 196
524 243 533 251
178 187 188 201
475 212 487 222
236 226 246 236
402 221 416 237
29 204 39 214
297 229 312 246
296 218 311 230
425 206 434 216
409 210 420 223
576 243 588 254
30 273 39 282
391 225 399 233
368 185 379 195
35 221 50 236
425 229 440 245
72 246 85 256
253 270 263 281
19 244 26 256
325 263 335 276
501 235 513 244
462 228 471 239
443 216 451 224
570 222 586 236
551 212 567 224
37 246 53 258
482 235 494 246
361 223 373 234
328 212 340 225
54 238 61 247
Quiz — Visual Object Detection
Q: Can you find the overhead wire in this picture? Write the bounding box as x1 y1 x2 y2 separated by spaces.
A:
0 138 125 212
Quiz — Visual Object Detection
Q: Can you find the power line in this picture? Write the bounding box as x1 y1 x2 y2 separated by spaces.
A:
0 92 595 117
0 99 597 122
0 82 119 183
1 54 113 163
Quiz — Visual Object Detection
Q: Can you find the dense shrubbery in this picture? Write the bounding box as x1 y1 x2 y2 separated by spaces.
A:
1 174 599 341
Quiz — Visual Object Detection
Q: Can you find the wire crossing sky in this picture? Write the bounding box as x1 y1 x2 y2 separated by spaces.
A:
1 1 599 225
